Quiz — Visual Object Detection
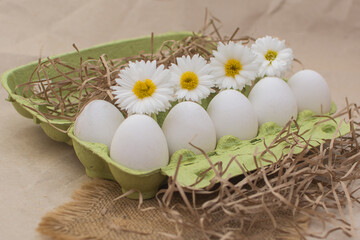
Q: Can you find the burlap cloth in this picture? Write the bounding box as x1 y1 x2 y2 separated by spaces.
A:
37 179 307 240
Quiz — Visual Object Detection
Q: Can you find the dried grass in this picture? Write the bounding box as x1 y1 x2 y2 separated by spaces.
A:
16 13 252 122
149 103 360 239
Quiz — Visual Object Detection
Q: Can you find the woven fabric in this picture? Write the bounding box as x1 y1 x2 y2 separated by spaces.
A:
37 179 307 240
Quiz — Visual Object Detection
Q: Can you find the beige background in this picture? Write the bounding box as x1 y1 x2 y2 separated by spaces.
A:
0 0 359 239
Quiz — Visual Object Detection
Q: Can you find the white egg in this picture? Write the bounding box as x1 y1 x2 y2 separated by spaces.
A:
248 77 298 127
74 100 124 148
162 101 216 155
287 69 331 114
110 114 169 171
207 90 258 141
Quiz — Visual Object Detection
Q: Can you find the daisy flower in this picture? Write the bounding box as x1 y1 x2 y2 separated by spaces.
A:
251 36 294 77
210 41 259 90
169 54 214 102
111 60 174 115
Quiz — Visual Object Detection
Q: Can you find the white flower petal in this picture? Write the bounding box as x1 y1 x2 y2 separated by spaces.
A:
111 60 173 115
252 36 293 77
169 55 215 101
210 41 259 90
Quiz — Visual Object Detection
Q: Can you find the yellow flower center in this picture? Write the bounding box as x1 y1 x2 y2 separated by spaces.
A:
225 59 242 78
132 79 156 99
265 50 278 62
180 71 199 90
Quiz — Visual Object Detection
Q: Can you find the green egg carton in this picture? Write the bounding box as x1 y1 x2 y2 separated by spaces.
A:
68 102 348 200
162 106 349 188
1 31 193 146
1 32 351 200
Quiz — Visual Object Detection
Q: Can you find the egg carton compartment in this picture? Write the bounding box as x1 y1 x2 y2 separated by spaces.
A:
68 102 349 200
1 32 193 145
68 125 166 199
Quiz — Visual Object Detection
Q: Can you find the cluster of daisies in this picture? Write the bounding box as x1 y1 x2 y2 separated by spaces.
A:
75 35 332 172
111 36 294 115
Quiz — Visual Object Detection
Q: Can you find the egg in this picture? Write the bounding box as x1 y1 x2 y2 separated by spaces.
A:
110 114 169 171
207 90 258 141
74 100 124 148
248 77 298 127
162 101 216 155
287 69 331 114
